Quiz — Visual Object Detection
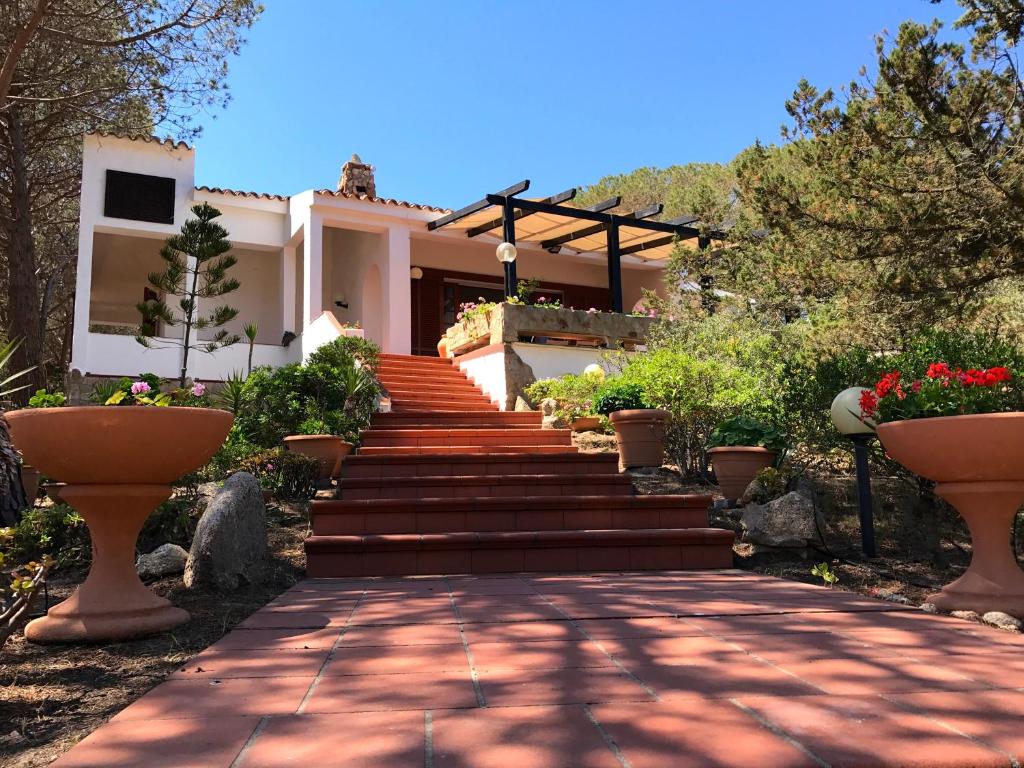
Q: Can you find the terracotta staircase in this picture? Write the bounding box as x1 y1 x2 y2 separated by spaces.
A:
304 353 735 577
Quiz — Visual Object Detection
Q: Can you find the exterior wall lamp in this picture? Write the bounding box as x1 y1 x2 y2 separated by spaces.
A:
496 242 517 298
830 386 877 557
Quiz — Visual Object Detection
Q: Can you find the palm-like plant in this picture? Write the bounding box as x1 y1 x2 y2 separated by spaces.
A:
215 370 247 415
243 321 258 375
1 339 34 525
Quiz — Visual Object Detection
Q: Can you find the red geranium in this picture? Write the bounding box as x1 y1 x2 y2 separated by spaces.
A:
862 362 1019 423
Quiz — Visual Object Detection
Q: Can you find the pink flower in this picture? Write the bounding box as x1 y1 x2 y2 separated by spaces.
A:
191 382 206 397
587 307 599 313
130 381 151 395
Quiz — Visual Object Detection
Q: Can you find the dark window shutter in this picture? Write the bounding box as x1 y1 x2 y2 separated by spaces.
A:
104 170 175 224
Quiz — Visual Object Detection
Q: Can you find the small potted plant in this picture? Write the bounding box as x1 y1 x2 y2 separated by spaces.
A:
283 417 353 481
860 363 1024 617
706 416 788 502
594 379 668 468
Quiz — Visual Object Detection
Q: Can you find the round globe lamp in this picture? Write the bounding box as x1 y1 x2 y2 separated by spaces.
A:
830 387 877 557
496 242 517 298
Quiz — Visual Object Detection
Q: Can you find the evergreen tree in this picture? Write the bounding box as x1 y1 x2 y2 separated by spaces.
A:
137 203 240 387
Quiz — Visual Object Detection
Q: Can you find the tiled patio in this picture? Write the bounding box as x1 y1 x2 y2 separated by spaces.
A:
54 570 1024 767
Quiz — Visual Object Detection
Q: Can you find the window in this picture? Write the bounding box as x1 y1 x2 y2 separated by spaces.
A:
104 170 175 224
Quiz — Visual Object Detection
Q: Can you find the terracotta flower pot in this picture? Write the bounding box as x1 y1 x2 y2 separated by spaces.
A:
571 416 602 432
283 435 353 479
708 446 777 502
609 409 668 468
20 464 41 507
437 337 449 359
877 413 1024 618
5 406 233 642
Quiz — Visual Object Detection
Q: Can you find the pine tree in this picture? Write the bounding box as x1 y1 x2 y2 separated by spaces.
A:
137 203 241 388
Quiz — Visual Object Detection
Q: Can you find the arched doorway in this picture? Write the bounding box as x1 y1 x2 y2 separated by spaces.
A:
361 264 384 346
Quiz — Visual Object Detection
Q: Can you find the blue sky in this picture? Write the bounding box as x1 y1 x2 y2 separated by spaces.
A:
192 0 963 208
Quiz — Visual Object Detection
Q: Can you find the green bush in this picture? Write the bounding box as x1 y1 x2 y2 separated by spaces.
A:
27 389 66 408
707 416 788 454
525 372 605 422
593 380 650 415
616 349 774 477
235 350 379 448
308 336 380 368
236 448 320 501
11 504 89 563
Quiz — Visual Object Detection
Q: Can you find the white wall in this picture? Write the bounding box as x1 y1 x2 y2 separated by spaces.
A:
198 247 283 345
323 227 386 345
456 349 507 409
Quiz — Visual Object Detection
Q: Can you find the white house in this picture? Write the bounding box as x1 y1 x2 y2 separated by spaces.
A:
72 132 696 396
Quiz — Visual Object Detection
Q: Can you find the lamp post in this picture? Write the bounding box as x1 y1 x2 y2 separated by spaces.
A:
496 242 517 298
830 387 877 558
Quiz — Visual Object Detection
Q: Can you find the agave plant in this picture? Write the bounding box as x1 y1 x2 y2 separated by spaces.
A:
215 370 247 415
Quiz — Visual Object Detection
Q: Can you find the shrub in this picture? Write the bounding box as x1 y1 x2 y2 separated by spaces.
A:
235 348 380 447
27 389 66 408
593 380 650 416
11 504 88 563
236 448 320 501
525 372 604 422
307 336 380 369
616 349 773 477
1 527 53 647
707 416 788 455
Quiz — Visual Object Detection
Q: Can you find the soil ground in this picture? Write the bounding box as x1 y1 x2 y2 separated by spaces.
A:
1 467 1018 768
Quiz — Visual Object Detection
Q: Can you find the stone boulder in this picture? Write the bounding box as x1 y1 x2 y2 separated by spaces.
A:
540 398 567 430
514 396 534 412
184 472 267 591
136 543 188 580
982 611 1023 632
740 491 821 548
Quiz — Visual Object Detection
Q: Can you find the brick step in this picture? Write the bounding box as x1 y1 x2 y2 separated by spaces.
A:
371 416 542 430
305 527 736 577
342 451 617 479
387 391 493 405
391 401 499 412
380 378 481 392
378 353 449 364
338 472 634 500
359 428 572 448
356 444 575 456
376 362 460 376
311 494 712 535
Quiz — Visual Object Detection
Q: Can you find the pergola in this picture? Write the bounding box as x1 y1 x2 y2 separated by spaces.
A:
427 180 720 312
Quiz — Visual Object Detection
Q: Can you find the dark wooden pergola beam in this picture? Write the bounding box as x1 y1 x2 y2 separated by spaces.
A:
618 214 702 256
427 179 530 231
538 202 662 250
465 187 577 238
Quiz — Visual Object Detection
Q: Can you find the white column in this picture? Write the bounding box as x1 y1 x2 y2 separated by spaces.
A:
281 244 297 334
302 212 324 328
383 225 412 355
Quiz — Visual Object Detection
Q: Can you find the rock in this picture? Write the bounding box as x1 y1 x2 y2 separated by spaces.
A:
739 491 821 548
875 590 913 605
951 610 981 622
514 396 533 412
136 543 188 580
540 398 567 430
981 611 1023 632
920 602 939 613
184 472 267 591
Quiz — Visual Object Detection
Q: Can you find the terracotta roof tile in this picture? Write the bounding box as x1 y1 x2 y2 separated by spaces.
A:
88 131 192 151
315 188 450 214
196 185 288 202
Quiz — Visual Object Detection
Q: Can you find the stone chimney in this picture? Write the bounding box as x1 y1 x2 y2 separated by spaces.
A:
337 153 376 197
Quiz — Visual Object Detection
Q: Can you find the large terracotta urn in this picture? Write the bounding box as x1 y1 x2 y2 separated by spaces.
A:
877 413 1024 618
708 447 777 502
5 406 233 642
609 409 668 468
283 435 352 479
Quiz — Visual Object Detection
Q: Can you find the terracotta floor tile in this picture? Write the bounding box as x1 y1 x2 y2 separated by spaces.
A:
207 627 341 651
468 640 613 670
236 711 424 767
681 614 820 636
889 688 1024 759
739 694 1007 767
111 676 316 721
590 699 818 768
840 627 1024 658
475 666 654 706
772 656 986 695
460 620 587 644
302 671 479 713
927 650 1024 688
599 634 745 666
728 631 906 662
263 594 362 611
339 623 465 646
50 716 260 768
629 656 821 700
349 598 457 625
173 649 329 679
575 616 703 639
431 705 621 768
324 643 470 675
